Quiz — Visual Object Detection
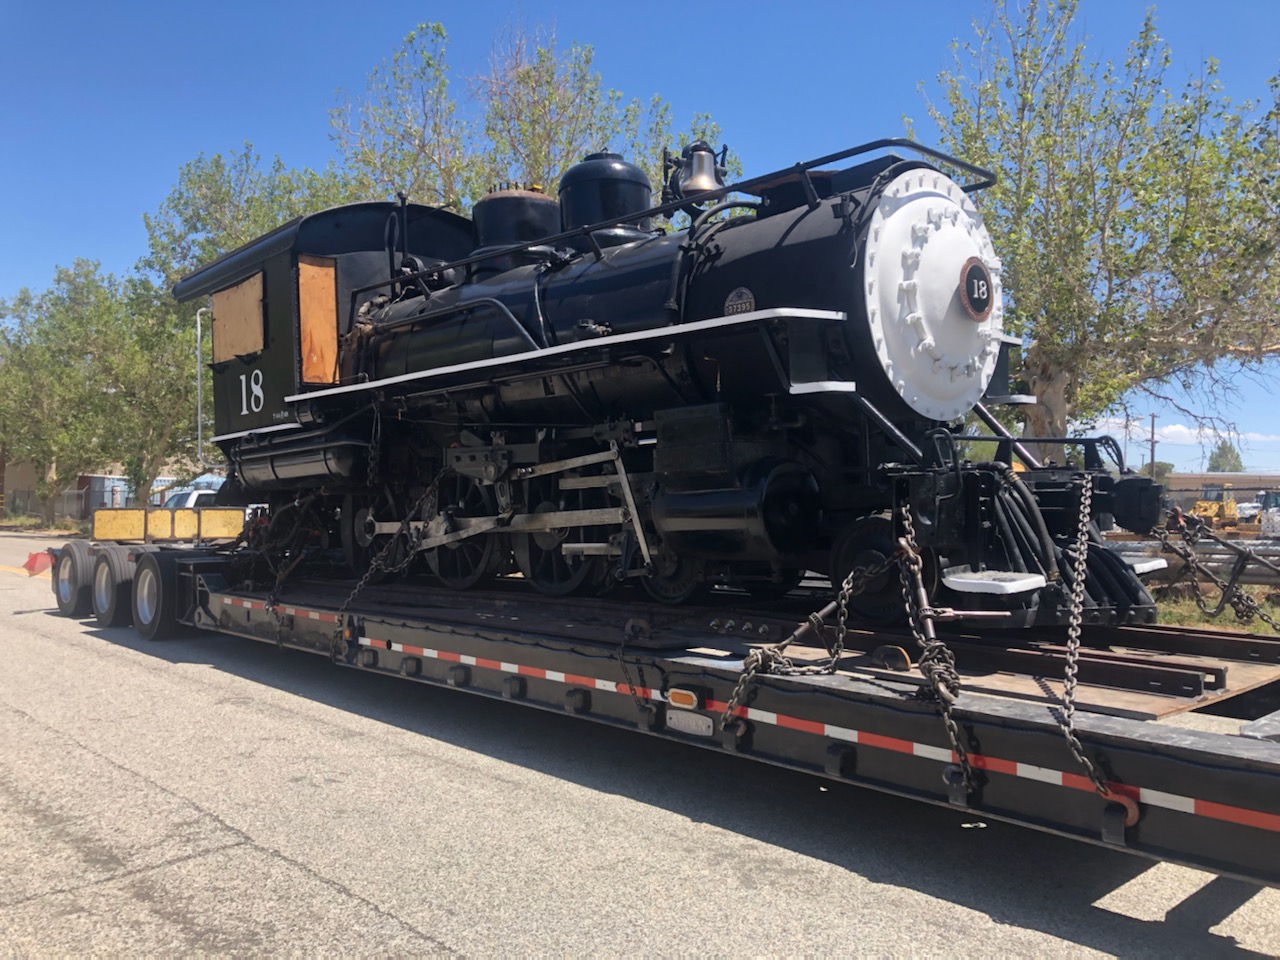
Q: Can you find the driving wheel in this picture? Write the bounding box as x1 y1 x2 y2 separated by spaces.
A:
512 475 609 597
424 473 502 590
341 488 404 583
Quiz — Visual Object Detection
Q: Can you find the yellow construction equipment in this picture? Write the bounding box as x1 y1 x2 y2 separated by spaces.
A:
1191 483 1239 528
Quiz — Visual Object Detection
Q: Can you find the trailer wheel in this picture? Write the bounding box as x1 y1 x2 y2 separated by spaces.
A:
54 540 93 617
132 552 179 641
92 547 134 628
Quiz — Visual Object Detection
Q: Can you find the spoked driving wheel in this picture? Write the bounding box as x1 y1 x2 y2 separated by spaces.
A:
341 487 404 583
512 475 608 597
424 473 502 590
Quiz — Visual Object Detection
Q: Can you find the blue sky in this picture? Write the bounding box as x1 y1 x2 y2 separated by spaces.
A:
2 0 1276 471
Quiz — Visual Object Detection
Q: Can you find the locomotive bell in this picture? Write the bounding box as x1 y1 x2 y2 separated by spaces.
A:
677 141 725 196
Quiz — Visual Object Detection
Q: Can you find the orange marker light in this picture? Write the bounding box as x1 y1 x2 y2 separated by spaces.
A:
667 688 701 710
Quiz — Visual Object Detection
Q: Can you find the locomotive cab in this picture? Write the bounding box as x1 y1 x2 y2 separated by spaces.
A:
174 203 474 443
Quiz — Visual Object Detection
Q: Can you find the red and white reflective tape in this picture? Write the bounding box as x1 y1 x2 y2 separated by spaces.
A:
360 635 666 701
357 634 1280 834
280 605 339 623
216 595 338 624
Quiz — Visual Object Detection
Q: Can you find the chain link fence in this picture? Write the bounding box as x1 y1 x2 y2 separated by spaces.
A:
4 488 89 521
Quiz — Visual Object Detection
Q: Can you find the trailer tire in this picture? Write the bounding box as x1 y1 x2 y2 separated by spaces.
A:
54 540 93 618
92 547 134 628
132 552 179 641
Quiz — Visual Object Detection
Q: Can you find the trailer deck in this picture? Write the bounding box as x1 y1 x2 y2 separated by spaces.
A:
147 561 1280 890
49 533 1280 888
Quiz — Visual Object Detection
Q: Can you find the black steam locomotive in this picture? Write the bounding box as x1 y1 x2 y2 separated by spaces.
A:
174 138 1163 627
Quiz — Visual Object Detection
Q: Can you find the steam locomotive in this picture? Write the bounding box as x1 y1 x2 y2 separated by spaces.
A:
174 138 1163 627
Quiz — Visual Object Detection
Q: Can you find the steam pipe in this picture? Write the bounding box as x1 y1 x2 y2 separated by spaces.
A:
972 401 1043 469
849 394 924 465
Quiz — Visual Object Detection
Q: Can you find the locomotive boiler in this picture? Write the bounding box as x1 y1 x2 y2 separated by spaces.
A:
174 137 1163 627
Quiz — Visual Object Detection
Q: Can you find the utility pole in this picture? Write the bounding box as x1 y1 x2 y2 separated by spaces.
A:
1149 414 1157 479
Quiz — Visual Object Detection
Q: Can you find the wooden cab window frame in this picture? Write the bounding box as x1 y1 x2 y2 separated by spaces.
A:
210 272 265 363
297 254 340 385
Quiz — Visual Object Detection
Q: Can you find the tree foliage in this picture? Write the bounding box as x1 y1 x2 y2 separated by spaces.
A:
141 144 358 289
0 263 218 514
110 276 204 499
1206 439 1244 472
477 27 624 192
0 262 125 521
332 22 737 212
329 23 476 208
924 1 1280 441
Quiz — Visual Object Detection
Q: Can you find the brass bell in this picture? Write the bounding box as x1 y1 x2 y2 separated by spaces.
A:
677 141 725 196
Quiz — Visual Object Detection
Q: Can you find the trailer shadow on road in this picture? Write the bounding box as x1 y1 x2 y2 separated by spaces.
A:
65 612 1271 957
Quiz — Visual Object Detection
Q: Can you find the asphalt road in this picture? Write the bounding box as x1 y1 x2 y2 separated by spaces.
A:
2 531 1277 955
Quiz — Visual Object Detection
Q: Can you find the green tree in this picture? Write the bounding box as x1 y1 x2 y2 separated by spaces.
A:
330 23 477 208
924 1 1280 445
476 27 622 192
1206 439 1244 472
142 143 358 289
107 277 204 500
0 261 125 522
332 22 738 214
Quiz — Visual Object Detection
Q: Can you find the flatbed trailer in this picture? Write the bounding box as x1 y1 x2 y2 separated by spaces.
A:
50 536 1280 890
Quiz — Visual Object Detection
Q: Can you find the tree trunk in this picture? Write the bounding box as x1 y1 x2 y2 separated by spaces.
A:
39 461 59 527
1023 360 1071 465
141 414 181 508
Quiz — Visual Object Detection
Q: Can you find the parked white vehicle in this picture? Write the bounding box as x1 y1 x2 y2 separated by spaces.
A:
160 489 219 510
1257 491 1280 537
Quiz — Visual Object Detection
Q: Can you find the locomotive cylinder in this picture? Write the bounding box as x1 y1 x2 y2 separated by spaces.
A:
650 460 821 561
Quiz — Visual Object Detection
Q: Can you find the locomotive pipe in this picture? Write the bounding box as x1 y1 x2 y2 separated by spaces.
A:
384 211 399 292
1001 488 1048 576
368 297 541 352
991 493 1030 574
194 307 219 470
1007 470 1060 582
1086 547 1137 607
972 402 1043 469
975 463 1058 583
850 394 924 465
398 191 409 266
